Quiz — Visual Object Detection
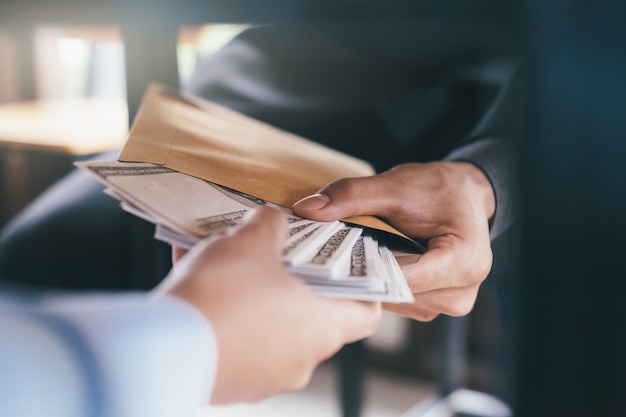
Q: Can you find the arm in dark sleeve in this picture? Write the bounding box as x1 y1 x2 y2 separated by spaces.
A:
444 66 525 240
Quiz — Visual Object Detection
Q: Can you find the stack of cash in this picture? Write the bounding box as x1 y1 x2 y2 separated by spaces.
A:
76 161 414 303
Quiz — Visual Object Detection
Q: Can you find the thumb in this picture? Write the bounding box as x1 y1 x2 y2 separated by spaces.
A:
231 206 288 256
292 176 393 221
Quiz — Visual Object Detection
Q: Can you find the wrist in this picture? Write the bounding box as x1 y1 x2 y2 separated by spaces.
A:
450 161 496 221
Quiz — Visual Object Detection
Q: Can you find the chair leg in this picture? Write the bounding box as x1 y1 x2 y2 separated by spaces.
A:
336 340 366 417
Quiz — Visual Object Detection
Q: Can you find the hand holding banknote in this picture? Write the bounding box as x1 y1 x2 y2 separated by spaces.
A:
77 160 414 303
156 206 381 403
293 162 496 322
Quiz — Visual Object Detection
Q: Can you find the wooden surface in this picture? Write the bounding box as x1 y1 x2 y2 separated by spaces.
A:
0 98 128 154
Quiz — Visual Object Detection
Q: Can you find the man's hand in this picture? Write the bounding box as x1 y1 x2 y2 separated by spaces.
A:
293 162 495 322
157 206 381 404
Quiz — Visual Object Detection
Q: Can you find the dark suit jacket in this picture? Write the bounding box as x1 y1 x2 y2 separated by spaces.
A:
184 12 522 240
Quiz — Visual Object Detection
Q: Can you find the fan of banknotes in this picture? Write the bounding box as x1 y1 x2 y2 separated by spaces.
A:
76 161 415 303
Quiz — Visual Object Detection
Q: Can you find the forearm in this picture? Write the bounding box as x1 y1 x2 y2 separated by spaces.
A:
0 292 216 417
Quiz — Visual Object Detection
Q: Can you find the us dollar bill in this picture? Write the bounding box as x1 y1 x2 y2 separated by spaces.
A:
282 220 343 264
76 160 414 303
76 161 257 238
288 226 363 278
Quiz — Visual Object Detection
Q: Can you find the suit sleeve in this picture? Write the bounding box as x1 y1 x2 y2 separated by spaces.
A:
444 66 524 240
0 293 216 417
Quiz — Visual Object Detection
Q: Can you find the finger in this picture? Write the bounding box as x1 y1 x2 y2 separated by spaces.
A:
292 175 396 221
172 246 189 264
402 234 492 293
382 302 440 322
318 299 382 344
231 206 288 256
382 283 480 321
408 284 481 317
384 284 481 321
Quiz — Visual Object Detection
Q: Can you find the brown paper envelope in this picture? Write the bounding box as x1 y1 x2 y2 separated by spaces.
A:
119 84 423 253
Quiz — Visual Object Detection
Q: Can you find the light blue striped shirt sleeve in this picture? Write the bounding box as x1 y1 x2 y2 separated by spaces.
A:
0 292 217 417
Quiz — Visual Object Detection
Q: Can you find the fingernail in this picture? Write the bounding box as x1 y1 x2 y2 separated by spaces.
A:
293 193 330 210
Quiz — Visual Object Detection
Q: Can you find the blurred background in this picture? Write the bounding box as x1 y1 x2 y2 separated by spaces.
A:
0 23 246 225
